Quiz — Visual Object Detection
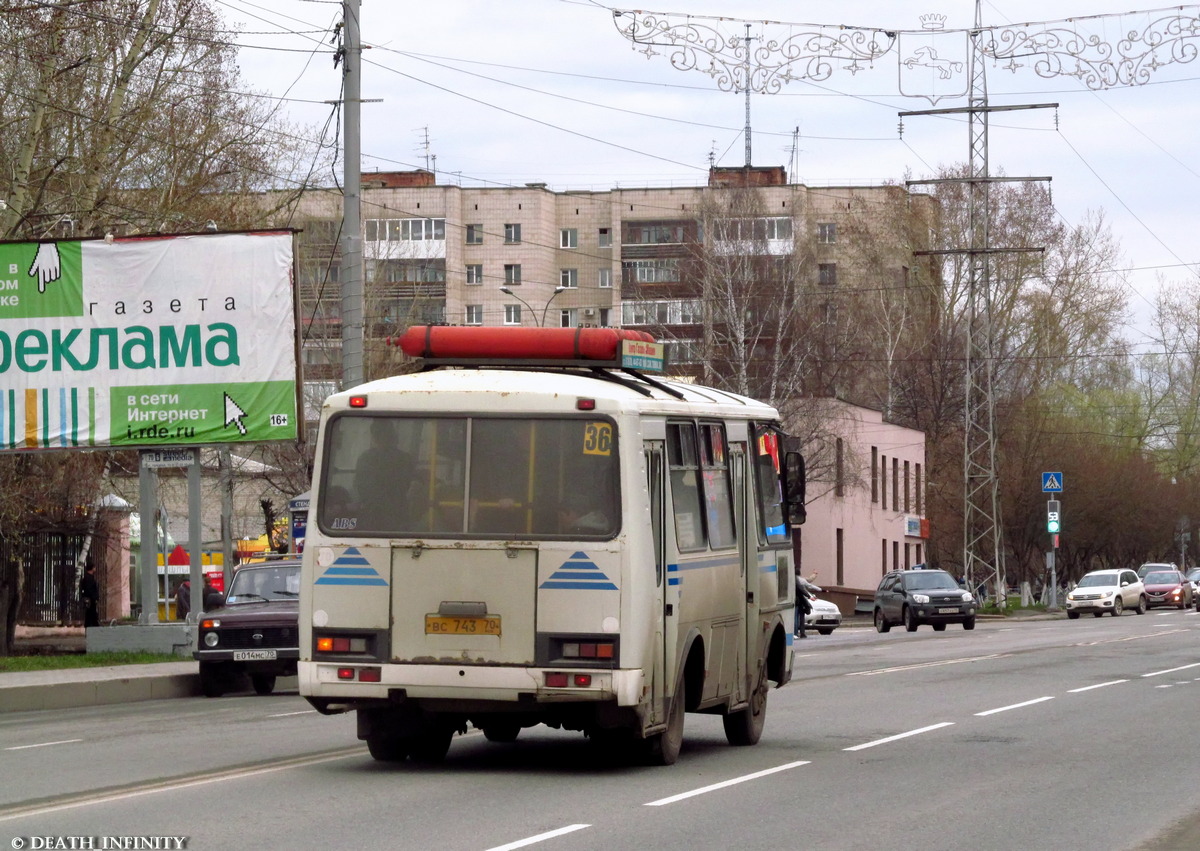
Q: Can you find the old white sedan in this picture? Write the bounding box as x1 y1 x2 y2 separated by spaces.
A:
805 597 843 635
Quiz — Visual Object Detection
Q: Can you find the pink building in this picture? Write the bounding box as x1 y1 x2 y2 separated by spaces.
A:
793 400 927 614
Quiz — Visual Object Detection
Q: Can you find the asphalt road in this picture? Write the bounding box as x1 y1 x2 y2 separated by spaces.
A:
3 609 1199 850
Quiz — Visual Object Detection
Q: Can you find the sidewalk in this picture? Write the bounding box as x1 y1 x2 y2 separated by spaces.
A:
3 625 200 712
0 660 201 712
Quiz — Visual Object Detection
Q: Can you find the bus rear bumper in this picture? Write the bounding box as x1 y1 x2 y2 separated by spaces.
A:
299 661 644 709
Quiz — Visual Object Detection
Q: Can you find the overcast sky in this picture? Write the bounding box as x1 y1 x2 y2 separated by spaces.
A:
219 1 1200 344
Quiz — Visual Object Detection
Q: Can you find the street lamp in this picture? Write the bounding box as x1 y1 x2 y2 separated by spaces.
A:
499 285 567 327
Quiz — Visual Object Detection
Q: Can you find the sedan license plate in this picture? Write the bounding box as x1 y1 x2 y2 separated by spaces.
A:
937 607 959 614
233 649 277 661
425 615 501 636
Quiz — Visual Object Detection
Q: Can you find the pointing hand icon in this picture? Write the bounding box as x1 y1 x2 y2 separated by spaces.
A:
224 393 248 436
29 243 62 293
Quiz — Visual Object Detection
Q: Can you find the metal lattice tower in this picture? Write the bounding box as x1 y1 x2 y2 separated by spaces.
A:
962 4 1004 601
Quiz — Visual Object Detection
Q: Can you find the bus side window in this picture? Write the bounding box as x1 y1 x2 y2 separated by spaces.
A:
667 423 705 551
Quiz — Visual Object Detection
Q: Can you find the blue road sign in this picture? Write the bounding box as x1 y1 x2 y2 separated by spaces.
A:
1042 472 1063 493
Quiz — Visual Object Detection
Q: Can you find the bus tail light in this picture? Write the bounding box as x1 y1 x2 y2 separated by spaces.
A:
544 672 595 688
349 395 368 408
336 666 381 682
316 634 369 654
562 641 615 660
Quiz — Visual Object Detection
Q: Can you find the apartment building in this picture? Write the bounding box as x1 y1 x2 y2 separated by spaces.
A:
278 166 939 403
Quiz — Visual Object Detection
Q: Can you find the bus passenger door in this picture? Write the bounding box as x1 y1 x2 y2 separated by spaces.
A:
731 444 751 703
645 442 672 727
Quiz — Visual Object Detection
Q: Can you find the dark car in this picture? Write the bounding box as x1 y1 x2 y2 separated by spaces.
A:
1142 569 1193 609
194 559 301 697
874 568 977 633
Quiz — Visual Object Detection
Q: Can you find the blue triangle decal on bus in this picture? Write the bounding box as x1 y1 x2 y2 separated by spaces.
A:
315 547 388 586
540 553 618 590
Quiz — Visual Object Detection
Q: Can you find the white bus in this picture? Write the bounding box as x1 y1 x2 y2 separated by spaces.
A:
299 326 805 765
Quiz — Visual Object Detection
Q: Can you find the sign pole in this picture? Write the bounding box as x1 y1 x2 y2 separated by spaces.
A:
137 455 159 624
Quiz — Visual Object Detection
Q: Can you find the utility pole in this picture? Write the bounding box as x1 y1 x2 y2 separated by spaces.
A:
339 0 363 389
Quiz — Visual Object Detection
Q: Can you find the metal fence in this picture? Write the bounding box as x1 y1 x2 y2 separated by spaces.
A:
0 532 88 626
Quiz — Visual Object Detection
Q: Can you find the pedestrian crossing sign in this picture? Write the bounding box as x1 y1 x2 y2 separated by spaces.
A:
1042 472 1063 492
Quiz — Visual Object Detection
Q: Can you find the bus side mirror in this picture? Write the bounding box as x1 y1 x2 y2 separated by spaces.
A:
783 451 806 526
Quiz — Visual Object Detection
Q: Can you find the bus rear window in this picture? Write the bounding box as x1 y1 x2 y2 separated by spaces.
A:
319 414 619 539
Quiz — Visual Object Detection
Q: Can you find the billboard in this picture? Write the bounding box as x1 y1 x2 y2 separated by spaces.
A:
0 231 298 450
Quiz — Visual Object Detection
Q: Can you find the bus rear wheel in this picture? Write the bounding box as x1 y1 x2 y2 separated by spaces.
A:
645 683 685 765
409 720 455 764
366 734 411 762
723 663 768 747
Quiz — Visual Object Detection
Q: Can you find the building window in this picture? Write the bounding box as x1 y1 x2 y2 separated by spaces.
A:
598 227 612 248
504 264 521 285
818 263 838 286
880 454 887 510
714 217 793 241
465 224 483 245
892 457 899 510
560 268 578 288
465 304 483 325
871 446 879 503
625 223 685 245
599 307 610 327
622 258 680 284
400 218 445 241
598 268 612 288
504 223 521 244
559 308 578 327
818 222 837 244
881 539 888 576
836 528 844 586
916 463 923 514
466 264 483 285
560 228 578 249
835 438 844 497
904 460 911 512
504 304 522 325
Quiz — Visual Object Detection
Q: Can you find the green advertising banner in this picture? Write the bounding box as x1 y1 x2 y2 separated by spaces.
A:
0 232 298 450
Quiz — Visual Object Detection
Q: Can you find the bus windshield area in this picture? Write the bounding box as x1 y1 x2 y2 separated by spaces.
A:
319 414 620 539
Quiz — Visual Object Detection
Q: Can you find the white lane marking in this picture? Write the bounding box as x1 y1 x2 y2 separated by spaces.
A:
843 722 955 752
1074 629 1187 646
848 654 1007 676
645 761 809 806
975 696 1054 716
1142 661 1200 678
4 739 83 751
266 710 317 718
485 825 591 851
1068 680 1127 693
